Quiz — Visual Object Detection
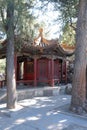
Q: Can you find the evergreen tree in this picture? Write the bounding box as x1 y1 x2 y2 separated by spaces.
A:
0 0 37 108
41 0 87 113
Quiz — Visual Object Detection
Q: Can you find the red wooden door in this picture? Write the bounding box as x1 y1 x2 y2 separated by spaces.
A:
24 61 34 80
54 59 62 83
54 60 59 79
37 59 48 81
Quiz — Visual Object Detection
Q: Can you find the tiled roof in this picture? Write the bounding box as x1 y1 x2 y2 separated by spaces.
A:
0 29 74 58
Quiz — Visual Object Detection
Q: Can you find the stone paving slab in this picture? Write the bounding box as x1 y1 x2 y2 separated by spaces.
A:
54 103 87 120
0 95 87 130
63 124 87 130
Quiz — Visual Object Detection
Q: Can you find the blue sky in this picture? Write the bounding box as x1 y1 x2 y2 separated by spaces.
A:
33 1 62 39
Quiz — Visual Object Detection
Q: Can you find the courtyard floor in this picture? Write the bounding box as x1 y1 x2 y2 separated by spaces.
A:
0 93 87 130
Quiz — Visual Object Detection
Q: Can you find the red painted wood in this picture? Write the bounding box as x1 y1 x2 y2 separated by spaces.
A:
51 59 54 86
24 73 34 80
54 60 59 78
24 61 34 80
58 60 62 83
34 58 37 86
37 58 48 81
48 59 51 84
64 61 67 83
54 59 60 84
16 57 67 86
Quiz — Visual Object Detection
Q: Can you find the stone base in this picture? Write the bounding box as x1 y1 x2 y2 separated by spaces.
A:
0 85 65 103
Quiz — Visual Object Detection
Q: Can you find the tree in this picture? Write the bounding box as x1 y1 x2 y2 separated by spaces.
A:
70 0 87 113
14 0 37 40
0 0 37 109
6 0 16 109
55 0 78 45
40 0 87 113
54 0 87 113
57 0 79 25
39 0 78 45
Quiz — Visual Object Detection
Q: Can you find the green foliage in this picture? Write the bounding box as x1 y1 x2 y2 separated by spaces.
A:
59 0 79 25
50 0 78 45
0 59 6 73
0 0 48 52
14 0 35 37
61 23 76 45
58 0 78 45
39 0 79 46
0 0 79 47
0 0 40 43
42 0 79 24
14 0 43 40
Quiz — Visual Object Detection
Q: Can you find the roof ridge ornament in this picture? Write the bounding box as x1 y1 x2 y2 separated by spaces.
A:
39 28 43 37
34 28 47 46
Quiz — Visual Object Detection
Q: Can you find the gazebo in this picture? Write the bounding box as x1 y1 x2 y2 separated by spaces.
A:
0 28 74 87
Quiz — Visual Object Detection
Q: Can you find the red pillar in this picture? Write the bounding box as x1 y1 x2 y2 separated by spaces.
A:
62 60 67 84
34 58 37 86
51 59 54 87
65 61 67 84
48 59 51 84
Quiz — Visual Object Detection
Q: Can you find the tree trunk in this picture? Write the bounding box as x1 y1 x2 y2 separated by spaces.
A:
70 0 87 112
6 0 17 109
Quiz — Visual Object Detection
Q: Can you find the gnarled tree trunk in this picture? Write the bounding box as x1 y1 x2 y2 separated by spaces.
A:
70 0 87 113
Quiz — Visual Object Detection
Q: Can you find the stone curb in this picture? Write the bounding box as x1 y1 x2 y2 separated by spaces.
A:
0 86 65 103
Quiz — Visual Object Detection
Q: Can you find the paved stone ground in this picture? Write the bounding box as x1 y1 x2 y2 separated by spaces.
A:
0 94 87 130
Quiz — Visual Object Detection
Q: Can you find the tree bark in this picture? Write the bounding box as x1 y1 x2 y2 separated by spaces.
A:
70 0 87 111
6 0 17 109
